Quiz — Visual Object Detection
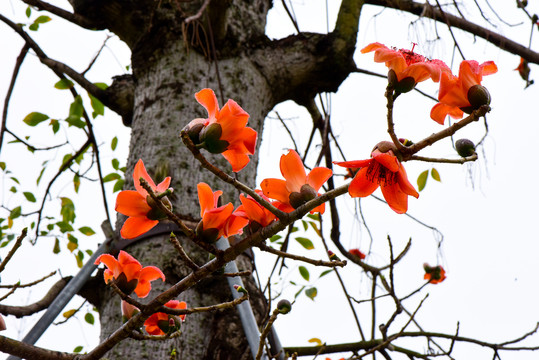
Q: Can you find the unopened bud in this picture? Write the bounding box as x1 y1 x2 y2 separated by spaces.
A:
289 184 318 209
187 122 205 144
277 299 292 314
455 139 475 157
200 123 229 154
467 85 491 109
195 221 220 243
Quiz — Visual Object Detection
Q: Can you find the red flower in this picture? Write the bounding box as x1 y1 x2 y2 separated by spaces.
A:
260 150 332 214
349 248 366 260
334 143 418 214
423 263 447 284
144 300 187 336
430 60 497 124
234 191 277 229
187 88 257 172
361 42 449 90
115 159 171 239
94 250 165 298
197 182 249 242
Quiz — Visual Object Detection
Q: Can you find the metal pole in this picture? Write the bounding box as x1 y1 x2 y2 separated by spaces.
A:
7 239 112 360
216 237 284 360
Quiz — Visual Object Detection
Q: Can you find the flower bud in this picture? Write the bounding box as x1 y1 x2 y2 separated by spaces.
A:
395 77 416 94
277 299 292 314
200 123 230 154
121 301 139 322
195 221 220 243
455 139 475 157
113 272 139 295
187 122 205 144
467 84 491 109
289 184 317 209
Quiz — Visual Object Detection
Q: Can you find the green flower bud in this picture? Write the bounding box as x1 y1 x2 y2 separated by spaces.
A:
455 139 475 157
277 299 292 314
200 123 229 154
467 84 491 109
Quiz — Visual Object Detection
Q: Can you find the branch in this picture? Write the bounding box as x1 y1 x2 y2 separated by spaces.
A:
365 0 539 64
257 242 347 268
0 335 75 360
21 0 95 29
0 228 27 273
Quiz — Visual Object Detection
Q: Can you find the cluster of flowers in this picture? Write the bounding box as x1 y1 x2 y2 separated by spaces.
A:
362 42 497 124
96 45 490 331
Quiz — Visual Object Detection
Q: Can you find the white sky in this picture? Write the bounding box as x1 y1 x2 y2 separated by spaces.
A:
1 0 539 359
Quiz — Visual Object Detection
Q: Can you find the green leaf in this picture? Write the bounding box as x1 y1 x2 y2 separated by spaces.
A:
60 197 75 223
103 173 121 182
113 179 124 193
305 287 317 301
10 177 20 185
417 170 428 192
306 213 320 221
269 235 282 243
9 186 17 193
36 166 46 185
23 192 36 202
25 6 31 17
111 136 118 151
295 237 314 250
319 269 333 278
56 221 73 233
66 96 84 127
73 346 83 353
112 158 120 170
293 285 305 299
299 266 310 281
28 23 39 31
54 78 74 90
50 119 60 134
79 226 95 236
10 206 22 220
34 15 52 24
53 238 61 254
84 313 95 325
431 168 441 182
73 174 80 193
0 162 5 171
301 220 308 231
23 112 49 126
89 94 104 118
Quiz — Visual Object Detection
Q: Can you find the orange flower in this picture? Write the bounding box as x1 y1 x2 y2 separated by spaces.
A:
349 248 366 260
234 191 277 230
94 250 165 298
334 142 418 214
186 88 257 172
430 60 497 124
423 263 447 284
197 182 249 242
115 159 171 239
260 150 332 214
361 42 449 91
144 300 187 335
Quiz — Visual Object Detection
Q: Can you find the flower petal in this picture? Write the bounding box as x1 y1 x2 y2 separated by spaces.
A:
202 203 234 231
133 159 156 197
280 150 307 193
334 159 372 169
306 167 332 191
155 177 171 193
372 151 399 172
396 165 419 198
135 266 166 298
197 182 219 217
217 99 250 140
195 88 219 121
222 149 250 172
115 190 151 217
348 167 379 198
120 216 159 239
224 215 249 237
430 103 463 125
381 182 408 214
260 178 290 204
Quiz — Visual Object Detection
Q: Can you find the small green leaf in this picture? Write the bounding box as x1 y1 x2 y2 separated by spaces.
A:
301 220 308 231
89 94 104 118
319 269 333 278
112 158 120 170
9 186 17 193
295 237 314 250
113 179 124 193
54 79 74 90
299 266 310 281
111 136 118 151
10 206 22 220
293 285 305 299
50 119 60 134
34 15 52 24
36 166 46 185
28 23 39 31
10 177 20 185
53 238 61 254
431 168 441 182
305 287 317 301
60 197 75 223
74 174 80 193
417 170 428 192
23 112 49 126
25 6 31 17
23 192 36 202
103 173 121 182
56 221 74 233
66 96 84 127
0 162 5 171
79 226 95 236
73 346 83 353
269 235 282 242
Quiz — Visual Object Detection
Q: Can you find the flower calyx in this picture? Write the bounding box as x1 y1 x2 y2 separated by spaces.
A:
455 139 476 157
288 184 318 209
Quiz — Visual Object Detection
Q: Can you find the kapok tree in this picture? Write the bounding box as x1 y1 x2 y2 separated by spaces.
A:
0 1 538 360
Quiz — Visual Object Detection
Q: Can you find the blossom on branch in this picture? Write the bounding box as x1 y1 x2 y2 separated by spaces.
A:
94 250 165 298
186 88 257 172
234 191 277 231
349 248 366 260
115 159 172 239
334 142 418 214
260 150 332 214
430 60 497 124
423 263 447 284
361 42 449 93
144 300 187 336
196 182 249 242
